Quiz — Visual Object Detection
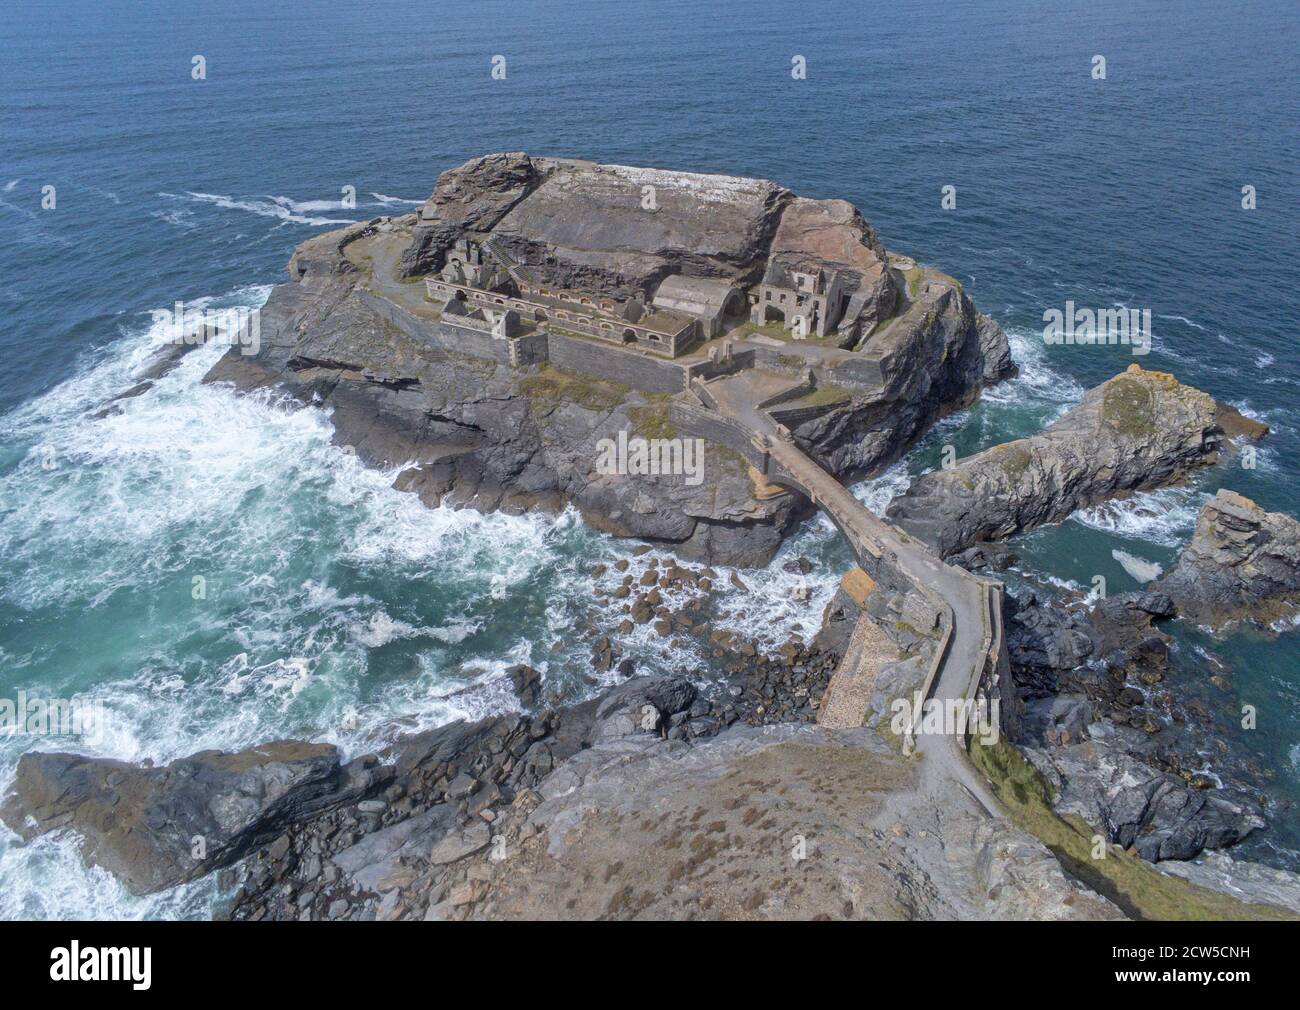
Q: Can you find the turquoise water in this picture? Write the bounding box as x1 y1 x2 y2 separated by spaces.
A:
1 0 1296 916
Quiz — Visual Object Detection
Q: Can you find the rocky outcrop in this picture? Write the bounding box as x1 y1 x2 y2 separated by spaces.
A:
1003 586 1278 866
1155 489 1300 628
790 273 1015 478
487 159 787 299
1158 850 1300 912
1005 590 1174 716
765 197 896 336
399 152 542 278
206 222 804 567
1025 733 1265 862
886 365 1266 557
0 742 391 895
204 156 1014 567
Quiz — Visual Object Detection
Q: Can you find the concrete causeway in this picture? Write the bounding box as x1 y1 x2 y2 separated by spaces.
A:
702 369 1008 816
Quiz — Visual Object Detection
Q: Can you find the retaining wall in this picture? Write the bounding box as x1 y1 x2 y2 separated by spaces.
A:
356 289 512 363
548 332 686 394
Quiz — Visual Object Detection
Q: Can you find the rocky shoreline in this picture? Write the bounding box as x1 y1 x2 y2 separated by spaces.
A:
5 155 1297 920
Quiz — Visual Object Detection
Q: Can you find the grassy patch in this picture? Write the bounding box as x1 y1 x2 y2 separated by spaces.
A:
1102 375 1157 438
903 266 925 301
968 738 1295 921
785 384 853 408
994 442 1034 477
628 403 677 441
518 363 628 412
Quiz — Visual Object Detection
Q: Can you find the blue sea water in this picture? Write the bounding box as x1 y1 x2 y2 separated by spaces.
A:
0 0 1296 917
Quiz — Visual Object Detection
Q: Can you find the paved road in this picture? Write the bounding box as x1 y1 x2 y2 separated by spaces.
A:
707 371 1003 816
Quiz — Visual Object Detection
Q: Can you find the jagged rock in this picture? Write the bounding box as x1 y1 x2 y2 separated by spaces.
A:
486 159 788 300
1021 694 1093 747
428 821 492 865
886 365 1264 557
506 663 543 707
400 152 541 277
1158 850 1300 912
0 741 391 895
1155 489 1300 628
1025 737 1265 862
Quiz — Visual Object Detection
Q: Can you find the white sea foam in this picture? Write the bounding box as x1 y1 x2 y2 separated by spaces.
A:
1 279 773 917
701 467 917 657
370 192 423 206
980 326 1085 417
173 191 356 227
1070 486 1205 548
1111 549 1164 584
850 460 912 514
1157 313 1207 332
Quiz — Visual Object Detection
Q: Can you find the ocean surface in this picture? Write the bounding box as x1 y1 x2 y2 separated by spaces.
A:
0 0 1296 918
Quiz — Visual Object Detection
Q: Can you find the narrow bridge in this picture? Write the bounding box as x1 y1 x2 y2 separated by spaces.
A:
698 370 1009 814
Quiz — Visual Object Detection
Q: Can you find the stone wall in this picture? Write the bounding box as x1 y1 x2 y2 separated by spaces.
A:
549 332 686 395
746 345 883 393
356 290 511 363
826 354 885 390
668 402 773 475
684 348 756 383
768 401 844 429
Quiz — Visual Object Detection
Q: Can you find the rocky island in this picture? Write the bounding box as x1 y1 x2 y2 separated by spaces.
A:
205 152 1013 566
5 154 1299 921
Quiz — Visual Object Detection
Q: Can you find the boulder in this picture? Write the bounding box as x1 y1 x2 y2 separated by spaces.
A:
1155 489 1300 628
506 663 544 707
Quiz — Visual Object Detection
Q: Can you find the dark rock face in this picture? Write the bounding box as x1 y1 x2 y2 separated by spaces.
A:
1004 587 1271 865
790 277 1015 479
1026 736 1265 862
488 159 788 300
205 236 801 568
506 664 543 707
765 196 896 334
1155 489 1300 629
0 742 391 895
887 365 1260 557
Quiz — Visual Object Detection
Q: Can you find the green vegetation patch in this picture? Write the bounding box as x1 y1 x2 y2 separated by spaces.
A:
903 266 925 301
628 403 677 441
1102 375 1157 438
519 363 628 412
994 442 1034 478
968 738 1295 921
786 384 853 409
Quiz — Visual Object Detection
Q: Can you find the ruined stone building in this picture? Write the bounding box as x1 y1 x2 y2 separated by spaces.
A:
750 261 851 338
